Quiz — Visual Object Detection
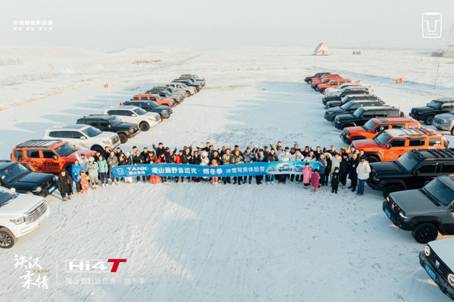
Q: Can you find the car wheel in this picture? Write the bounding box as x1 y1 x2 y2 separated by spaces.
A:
383 185 403 198
139 122 150 132
424 116 434 125
118 133 128 144
0 228 16 249
367 155 380 163
412 223 438 244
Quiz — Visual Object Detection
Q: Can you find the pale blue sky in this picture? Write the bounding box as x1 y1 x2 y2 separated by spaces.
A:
1 0 453 50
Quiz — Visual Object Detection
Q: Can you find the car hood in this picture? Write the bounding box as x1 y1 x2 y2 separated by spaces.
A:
412 106 433 113
325 107 344 115
390 189 445 215
345 126 366 135
429 239 454 267
115 122 137 130
9 172 53 189
434 113 454 120
370 161 405 176
144 112 161 119
351 138 377 149
96 132 117 140
335 113 355 121
0 193 44 216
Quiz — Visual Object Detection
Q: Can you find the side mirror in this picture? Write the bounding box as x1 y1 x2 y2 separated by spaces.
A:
108 124 112 128
80 136 86 140
386 144 392 149
10 188 16 194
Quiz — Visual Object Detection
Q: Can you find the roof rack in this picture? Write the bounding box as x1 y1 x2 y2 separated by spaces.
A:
15 139 62 148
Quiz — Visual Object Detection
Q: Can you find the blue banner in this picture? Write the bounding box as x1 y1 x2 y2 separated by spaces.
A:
112 161 321 178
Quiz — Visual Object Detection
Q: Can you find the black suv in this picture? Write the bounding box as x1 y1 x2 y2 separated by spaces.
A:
369 149 454 197
76 114 139 144
334 106 401 129
0 161 57 196
325 94 381 109
122 101 173 119
410 98 454 125
324 99 385 122
383 176 454 243
322 87 370 105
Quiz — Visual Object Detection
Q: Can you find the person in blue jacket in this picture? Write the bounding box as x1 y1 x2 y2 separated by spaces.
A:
71 160 82 193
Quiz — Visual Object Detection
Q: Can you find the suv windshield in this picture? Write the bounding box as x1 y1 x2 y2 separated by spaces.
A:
81 127 101 137
0 163 30 184
427 100 442 109
133 108 147 115
396 152 420 171
0 190 17 207
423 178 454 206
373 132 391 145
55 143 77 156
363 120 378 131
353 107 365 117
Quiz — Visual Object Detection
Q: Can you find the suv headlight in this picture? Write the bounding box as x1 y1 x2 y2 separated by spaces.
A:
10 216 26 224
448 274 454 287
424 245 431 257
32 186 42 193
398 211 408 220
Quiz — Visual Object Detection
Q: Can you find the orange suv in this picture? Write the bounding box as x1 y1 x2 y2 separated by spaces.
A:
352 128 448 162
341 117 421 144
11 139 94 174
132 94 175 107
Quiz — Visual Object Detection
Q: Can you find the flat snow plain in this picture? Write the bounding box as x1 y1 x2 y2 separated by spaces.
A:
0 47 453 302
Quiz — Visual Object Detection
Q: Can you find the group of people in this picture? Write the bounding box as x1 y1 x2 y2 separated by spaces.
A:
55 141 372 200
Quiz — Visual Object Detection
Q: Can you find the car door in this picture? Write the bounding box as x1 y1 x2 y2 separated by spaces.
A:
386 138 407 160
41 149 60 174
26 149 41 171
412 162 441 189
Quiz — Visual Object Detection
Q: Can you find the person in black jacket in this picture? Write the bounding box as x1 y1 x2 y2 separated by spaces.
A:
339 155 349 187
331 167 340 194
348 153 359 192
57 170 72 201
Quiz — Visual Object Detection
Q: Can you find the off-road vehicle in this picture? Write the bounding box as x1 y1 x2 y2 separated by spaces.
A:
322 87 370 105
44 124 120 153
0 187 49 248
105 106 161 131
122 100 172 119
352 128 447 162
324 99 385 122
304 72 331 84
334 106 401 129
0 161 57 196
419 239 454 300
433 112 454 135
76 114 139 144
341 117 421 144
11 140 94 174
325 94 381 109
383 175 454 243
146 87 184 103
132 93 175 107
368 149 454 196
179 74 206 87
410 98 454 125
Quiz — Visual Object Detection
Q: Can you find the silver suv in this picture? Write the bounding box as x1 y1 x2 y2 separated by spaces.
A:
383 175 454 243
433 112 454 135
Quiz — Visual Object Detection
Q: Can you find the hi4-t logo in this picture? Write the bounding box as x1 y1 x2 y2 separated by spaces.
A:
66 259 127 273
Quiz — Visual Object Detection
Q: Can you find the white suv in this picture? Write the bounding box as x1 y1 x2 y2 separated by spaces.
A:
105 106 161 131
0 188 49 248
167 82 196 96
44 125 121 153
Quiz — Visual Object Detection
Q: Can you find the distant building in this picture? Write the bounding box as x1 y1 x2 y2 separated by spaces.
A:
313 42 329 56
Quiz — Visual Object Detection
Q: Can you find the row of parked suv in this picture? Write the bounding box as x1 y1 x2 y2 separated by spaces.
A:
0 74 205 249
306 72 454 300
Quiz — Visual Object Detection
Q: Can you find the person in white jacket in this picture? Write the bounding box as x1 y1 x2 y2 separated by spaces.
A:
356 157 371 195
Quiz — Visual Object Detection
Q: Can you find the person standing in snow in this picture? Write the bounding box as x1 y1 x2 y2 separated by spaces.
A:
356 157 371 195
97 155 109 187
70 160 82 193
331 167 340 194
302 163 313 188
277 147 291 184
87 157 99 190
348 153 359 192
339 155 349 187
57 170 72 201
311 169 320 191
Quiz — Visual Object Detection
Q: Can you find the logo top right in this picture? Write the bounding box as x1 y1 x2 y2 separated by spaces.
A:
422 12 443 39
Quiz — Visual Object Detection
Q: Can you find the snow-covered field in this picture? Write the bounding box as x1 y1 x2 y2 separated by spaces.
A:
0 47 453 302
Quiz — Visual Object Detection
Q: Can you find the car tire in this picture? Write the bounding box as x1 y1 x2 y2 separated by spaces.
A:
0 228 16 249
383 185 404 198
118 133 128 144
139 122 150 132
367 155 380 163
424 116 434 125
412 223 438 244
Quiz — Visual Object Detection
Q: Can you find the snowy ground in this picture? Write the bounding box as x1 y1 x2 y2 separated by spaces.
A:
0 47 453 302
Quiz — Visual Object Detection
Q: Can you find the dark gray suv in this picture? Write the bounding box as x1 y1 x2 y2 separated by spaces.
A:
383 175 454 243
